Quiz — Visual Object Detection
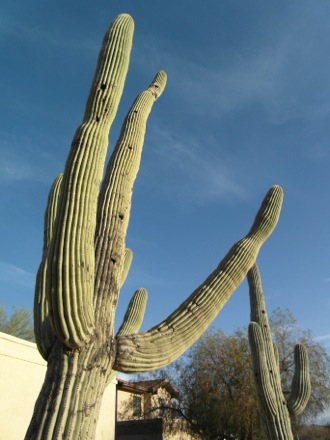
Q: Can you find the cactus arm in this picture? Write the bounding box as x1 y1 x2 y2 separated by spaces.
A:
34 174 62 359
93 71 167 333
248 322 277 416
113 186 283 373
117 288 148 336
45 15 134 348
287 344 311 416
106 288 148 386
120 248 133 287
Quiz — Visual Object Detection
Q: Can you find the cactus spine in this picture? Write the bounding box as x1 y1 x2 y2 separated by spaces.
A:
27 14 283 440
247 263 311 440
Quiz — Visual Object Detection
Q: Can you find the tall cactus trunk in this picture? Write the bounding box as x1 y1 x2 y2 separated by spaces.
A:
25 340 113 440
27 13 284 440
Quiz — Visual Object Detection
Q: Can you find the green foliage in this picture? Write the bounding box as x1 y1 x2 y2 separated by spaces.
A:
170 328 262 440
0 305 35 342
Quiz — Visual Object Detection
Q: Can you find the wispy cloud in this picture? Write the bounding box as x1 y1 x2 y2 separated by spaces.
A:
0 261 35 289
0 131 63 184
146 125 246 202
133 6 330 128
315 334 330 342
0 14 98 57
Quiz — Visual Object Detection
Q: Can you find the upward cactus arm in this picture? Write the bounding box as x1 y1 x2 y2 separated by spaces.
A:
114 186 283 373
287 344 311 416
120 248 133 287
117 288 148 337
34 174 62 359
248 322 277 416
93 71 167 331
106 288 148 386
45 15 134 348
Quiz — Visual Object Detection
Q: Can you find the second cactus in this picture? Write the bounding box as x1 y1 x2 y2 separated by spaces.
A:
247 263 311 440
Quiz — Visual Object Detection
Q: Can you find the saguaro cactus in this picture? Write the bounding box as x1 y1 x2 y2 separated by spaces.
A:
247 263 311 440
26 14 283 440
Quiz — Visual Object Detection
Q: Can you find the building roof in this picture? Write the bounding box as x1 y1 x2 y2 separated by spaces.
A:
117 378 179 399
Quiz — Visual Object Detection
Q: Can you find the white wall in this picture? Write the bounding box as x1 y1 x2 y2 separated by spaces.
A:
0 332 116 439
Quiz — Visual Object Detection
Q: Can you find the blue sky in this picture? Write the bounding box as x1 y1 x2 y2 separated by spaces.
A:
0 1 329 352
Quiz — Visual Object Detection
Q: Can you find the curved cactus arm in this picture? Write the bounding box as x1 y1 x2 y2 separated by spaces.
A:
34 174 62 360
248 322 277 416
113 186 283 373
45 14 134 348
105 288 147 386
117 288 148 336
120 248 133 288
287 344 311 416
93 71 167 331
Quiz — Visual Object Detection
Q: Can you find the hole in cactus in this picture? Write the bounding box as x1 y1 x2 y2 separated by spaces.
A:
100 84 107 91
111 258 116 264
96 116 100 123
127 145 133 150
262 310 265 313
119 213 124 220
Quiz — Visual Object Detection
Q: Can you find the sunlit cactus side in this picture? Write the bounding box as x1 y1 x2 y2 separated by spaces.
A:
117 288 148 337
34 174 62 360
26 13 284 440
247 263 311 440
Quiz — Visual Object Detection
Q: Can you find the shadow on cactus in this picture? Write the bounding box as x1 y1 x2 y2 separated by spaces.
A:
247 263 311 440
26 13 283 440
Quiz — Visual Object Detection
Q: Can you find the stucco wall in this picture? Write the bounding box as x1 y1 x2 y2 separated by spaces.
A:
0 332 116 439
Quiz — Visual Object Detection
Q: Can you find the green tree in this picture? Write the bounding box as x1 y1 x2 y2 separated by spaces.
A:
0 305 35 342
163 309 330 440
170 328 261 440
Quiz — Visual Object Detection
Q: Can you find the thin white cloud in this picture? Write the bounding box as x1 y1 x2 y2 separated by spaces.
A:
315 334 330 342
0 14 98 57
146 124 246 202
133 6 330 128
0 131 63 184
0 261 35 288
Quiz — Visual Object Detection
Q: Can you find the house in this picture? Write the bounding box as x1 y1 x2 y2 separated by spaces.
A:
116 378 193 440
117 379 179 421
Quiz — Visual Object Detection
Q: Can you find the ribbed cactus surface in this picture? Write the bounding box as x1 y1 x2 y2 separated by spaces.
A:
247 263 311 440
26 13 283 440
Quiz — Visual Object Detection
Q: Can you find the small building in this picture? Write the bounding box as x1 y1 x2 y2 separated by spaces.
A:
116 378 193 440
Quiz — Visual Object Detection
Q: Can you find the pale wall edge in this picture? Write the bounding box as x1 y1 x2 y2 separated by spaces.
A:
0 332 116 440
